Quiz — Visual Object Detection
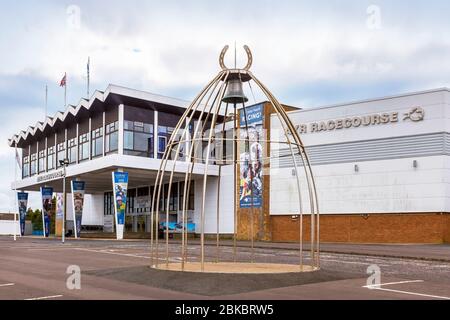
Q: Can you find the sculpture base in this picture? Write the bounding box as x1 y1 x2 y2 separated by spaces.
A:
151 262 318 274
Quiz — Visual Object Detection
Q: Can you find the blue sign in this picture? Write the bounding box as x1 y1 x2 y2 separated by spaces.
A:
71 181 85 238
17 192 28 236
239 104 264 209
240 103 264 126
112 172 128 226
40 187 53 238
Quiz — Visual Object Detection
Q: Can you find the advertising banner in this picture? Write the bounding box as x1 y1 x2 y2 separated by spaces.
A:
112 171 128 240
17 192 28 236
40 187 53 238
71 181 85 239
239 104 264 208
55 193 64 237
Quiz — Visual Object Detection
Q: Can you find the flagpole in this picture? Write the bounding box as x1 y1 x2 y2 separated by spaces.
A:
45 85 48 119
64 73 67 108
14 142 18 241
87 57 90 99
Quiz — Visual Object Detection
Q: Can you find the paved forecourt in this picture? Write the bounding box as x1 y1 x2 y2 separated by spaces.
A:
0 237 449 300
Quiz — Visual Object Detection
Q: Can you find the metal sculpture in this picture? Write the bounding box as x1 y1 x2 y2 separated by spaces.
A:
150 45 320 273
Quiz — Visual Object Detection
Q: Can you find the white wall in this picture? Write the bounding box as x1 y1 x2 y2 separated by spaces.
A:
271 156 450 215
270 89 450 215
194 165 235 234
66 193 104 226
0 220 20 235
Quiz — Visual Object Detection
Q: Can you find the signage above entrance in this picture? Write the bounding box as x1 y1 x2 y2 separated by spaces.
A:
289 107 425 135
36 170 65 183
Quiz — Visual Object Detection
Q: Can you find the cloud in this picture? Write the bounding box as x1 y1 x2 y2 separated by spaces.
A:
1 0 450 211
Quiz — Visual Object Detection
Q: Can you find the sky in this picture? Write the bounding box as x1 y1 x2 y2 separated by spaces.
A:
0 0 450 211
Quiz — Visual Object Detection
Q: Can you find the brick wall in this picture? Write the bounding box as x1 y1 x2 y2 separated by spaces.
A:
271 213 450 244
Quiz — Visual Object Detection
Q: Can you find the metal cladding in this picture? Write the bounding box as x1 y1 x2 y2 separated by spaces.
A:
150 45 320 273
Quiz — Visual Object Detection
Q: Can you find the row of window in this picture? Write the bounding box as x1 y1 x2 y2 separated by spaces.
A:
22 121 119 178
104 181 195 216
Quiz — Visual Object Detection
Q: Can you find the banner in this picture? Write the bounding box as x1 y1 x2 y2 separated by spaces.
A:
239 104 264 208
40 187 53 237
17 192 28 236
112 172 128 240
55 193 64 237
71 181 85 239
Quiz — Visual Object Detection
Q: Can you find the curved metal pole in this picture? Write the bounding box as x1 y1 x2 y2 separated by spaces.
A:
216 102 230 263
248 72 319 269
176 72 229 269
150 72 225 268
199 73 229 272
163 74 228 269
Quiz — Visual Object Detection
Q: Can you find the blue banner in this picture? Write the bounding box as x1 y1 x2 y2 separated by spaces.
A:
17 192 28 236
239 104 264 208
71 181 85 238
40 187 53 237
112 172 128 226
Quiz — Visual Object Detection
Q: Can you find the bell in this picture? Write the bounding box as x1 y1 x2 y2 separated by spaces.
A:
222 79 248 104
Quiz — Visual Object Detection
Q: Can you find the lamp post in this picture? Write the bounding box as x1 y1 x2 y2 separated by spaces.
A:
60 158 69 243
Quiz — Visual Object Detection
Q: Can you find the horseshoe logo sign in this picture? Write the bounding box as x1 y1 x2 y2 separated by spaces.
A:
219 45 253 71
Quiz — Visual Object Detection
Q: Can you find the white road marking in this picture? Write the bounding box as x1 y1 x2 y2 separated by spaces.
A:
0 283 15 287
363 280 424 288
74 248 150 259
25 295 63 300
363 280 450 300
322 258 390 267
372 287 450 300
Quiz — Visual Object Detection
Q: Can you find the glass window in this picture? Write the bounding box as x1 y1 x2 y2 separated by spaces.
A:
79 133 89 161
47 146 55 170
91 127 103 157
179 181 195 211
68 138 77 164
106 121 118 153
57 142 66 168
22 156 30 178
157 126 175 159
124 121 154 157
30 153 37 176
38 150 46 173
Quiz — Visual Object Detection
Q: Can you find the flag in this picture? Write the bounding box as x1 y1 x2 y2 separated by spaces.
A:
59 73 67 87
87 57 90 74
15 148 21 170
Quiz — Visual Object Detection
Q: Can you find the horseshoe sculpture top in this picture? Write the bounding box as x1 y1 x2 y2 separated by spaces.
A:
219 45 253 71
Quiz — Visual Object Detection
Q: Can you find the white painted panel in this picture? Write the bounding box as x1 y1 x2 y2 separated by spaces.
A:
194 165 235 234
0 220 20 235
270 156 450 215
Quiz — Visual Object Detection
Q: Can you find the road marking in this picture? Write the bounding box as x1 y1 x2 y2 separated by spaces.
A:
25 295 63 300
363 280 450 300
322 258 390 267
363 280 424 288
0 283 15 287
74 248 151 259
372 287 450 300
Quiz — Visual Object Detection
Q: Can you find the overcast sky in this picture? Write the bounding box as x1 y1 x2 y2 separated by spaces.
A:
1 0 450 211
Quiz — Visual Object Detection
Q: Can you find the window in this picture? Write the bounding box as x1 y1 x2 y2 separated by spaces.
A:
47 146 55 170
105 121 118 153
157 126 174 159
124 120 154 157
91 127 103 157
38 150 46 173
168 182 178 212
30 153 37 176
104 192 114 216
22 156 30 178
179 181 195 211
78 133 89 161
68 138 77 164
57 142 66 168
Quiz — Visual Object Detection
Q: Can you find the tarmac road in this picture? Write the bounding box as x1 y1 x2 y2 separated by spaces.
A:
0 236 449 300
